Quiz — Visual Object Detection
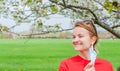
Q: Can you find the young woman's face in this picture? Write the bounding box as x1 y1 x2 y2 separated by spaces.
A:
72 27 94 51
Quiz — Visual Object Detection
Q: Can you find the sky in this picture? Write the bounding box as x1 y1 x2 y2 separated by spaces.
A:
0 17 32 33
0 0 73 33
0 14 106 33
0 14 72 33
0 0 107 33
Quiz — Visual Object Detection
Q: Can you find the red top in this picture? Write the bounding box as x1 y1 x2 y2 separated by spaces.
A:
59 55 114 71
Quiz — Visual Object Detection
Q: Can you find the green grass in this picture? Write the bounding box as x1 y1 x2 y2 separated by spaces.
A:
0 38 119 71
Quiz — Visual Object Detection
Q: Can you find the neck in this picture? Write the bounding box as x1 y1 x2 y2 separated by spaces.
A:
79 50 90 60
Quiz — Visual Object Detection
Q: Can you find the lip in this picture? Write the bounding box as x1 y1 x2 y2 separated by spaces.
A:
73 43 82 45
74 44 82 47
75 44 80 46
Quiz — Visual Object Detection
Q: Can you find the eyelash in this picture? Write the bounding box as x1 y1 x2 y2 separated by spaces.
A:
72 36 75 39
72 35 83 39
78 35 83 38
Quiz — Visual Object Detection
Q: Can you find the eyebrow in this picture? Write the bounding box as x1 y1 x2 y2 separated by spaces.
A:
72 34 83 36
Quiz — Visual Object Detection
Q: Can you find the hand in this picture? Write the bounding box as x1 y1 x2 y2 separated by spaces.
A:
84 62 95 71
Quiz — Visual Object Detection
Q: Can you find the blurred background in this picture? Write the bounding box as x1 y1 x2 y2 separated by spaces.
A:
0 0 120 71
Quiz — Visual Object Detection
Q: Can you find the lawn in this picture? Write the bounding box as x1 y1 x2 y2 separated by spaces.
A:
0 38 119 71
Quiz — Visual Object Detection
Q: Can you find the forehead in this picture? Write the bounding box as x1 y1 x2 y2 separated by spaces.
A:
73 27 90 35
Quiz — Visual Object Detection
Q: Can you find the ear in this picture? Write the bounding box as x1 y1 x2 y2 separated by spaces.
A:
91 36 97 44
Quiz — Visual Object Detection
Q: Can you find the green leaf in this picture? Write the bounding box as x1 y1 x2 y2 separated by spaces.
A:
13 15 18 18
32 6 37 11
13 2 19 6
85 10 90 14
35 0 42 3
27 0 32 3
37 21 43 28
108 5 115 13
51 6 58 13
2 1 5 5
17 20 22 23
0 24 2 30
55 24 60 29
25 0 32 4
2 26 9 32
41 9 45 15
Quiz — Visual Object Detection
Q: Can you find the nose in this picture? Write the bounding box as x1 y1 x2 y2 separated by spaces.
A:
72 37 79 44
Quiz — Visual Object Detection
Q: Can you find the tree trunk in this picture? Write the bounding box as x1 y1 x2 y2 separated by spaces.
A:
95 20 120 38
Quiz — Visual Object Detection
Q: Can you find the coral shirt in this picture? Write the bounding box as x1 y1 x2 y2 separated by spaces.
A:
59 55 114 71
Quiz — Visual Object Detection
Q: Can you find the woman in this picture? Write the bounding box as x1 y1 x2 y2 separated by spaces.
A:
59 19 114 71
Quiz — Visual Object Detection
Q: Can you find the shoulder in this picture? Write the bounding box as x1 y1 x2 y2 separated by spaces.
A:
60 55 81 63
59 55 80 66
60 56 76 63
96 58 113 66
95 58 114 71
59 56 78 71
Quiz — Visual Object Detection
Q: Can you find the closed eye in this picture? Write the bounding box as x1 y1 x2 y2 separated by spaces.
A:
78 34 83 38
72 35 75 39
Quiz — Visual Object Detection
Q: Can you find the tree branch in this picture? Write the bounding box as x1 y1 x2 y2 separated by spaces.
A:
49 0 98 21
7 31 20 36
50 0 120 38
94 0 120 14
112 24 120 29
19 28 73 36
9 24 19 30
67 5 99 21
94 20 120 38
62 0 66 7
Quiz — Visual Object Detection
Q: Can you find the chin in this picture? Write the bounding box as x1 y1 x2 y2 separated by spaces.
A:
74 46 86 51
74 47 82 51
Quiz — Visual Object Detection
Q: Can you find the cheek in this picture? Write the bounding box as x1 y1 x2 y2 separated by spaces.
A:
72 41 74 45
72 40 74 44
72 40 76 46
72 40 75 46
83 37 92 45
